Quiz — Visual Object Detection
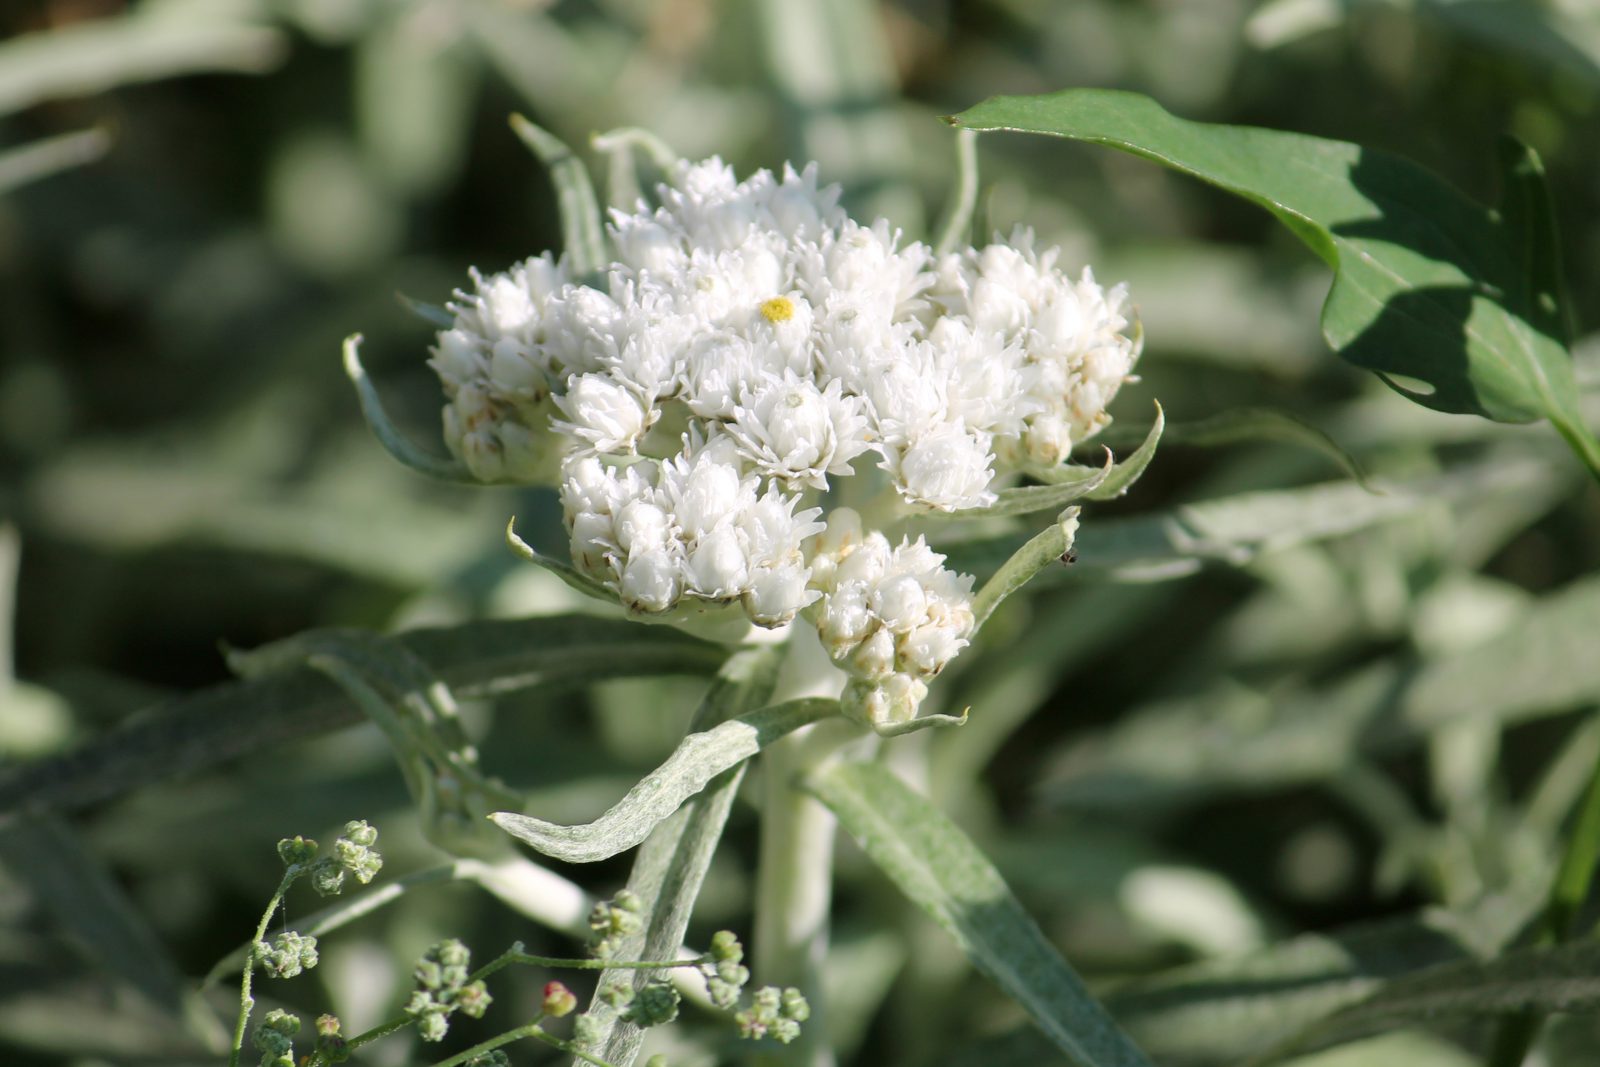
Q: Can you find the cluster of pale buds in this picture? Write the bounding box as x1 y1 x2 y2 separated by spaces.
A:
560 437 824 627
808 510 976 728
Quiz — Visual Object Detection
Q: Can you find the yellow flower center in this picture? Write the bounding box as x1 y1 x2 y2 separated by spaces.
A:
760 296 795 323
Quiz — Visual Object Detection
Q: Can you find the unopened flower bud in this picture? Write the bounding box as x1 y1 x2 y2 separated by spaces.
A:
542 981 578 1018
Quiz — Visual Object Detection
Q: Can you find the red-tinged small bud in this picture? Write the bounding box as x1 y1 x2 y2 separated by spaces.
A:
542 981 578 1018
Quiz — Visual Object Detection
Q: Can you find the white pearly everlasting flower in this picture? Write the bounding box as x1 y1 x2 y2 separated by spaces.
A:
422 150 1142 726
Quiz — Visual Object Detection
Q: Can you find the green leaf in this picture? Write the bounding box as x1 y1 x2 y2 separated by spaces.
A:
950 91 1593 450
956 458 1108 520
0 815 228 1051
342 334 475 482
945 456 1556 585
1264 941 1600 1065
970 507 1081 629
509 114 606 277
1156 407 1371 490
1080 399 1163 501
397 292 455 329
0 13 285 118
0 614 727 818
506 517 616 604
491 696 839 863
808 761 1153 1067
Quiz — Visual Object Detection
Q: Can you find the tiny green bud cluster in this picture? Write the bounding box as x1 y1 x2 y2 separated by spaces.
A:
698 929 751 1009
275 821 383 898
736 985 810 1044
621 981 681 1027
252 1008 300 1067
313 821 384 896
589 889 645 958
406 939 493 1042
255 930 319 979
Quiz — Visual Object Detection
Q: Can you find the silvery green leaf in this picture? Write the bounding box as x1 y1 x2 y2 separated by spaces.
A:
506 518 616 605
397 292 455 329
808 761 1152 1067
491 696 839 863
971 507 1080 629
343 334 475 482
509 114 606 277
584 646 782 1066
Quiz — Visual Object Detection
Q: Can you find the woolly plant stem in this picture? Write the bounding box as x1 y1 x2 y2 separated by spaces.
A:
753 628 858 1067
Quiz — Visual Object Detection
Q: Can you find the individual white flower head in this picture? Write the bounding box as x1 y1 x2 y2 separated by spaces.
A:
888 421 997 512
729 371 870 490
660 433 759 542
553 371 656 454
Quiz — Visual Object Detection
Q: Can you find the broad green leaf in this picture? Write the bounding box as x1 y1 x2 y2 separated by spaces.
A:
343 334 475 482
509 114 606 277
808 760 1152 1067
583 646 782 1066
0 127 110 195
491 696 839 863
951 91 1598 463
0 614 726 818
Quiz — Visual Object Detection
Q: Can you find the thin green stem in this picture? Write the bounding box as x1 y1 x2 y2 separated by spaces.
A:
1487 716 1600 1067
227 868 301 1067
307 944 706 1067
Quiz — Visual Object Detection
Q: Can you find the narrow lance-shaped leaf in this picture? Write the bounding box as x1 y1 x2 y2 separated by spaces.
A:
1159 407 1371 490
1257 941 1600 1066
972 402 1161 518
807 761 1153 1067
506 518 616 605
971 507 1080 629
1077 399 1163 501
343 334 475 482
951 90 1599 469
491 697 839 863
510 114 606 277
0 614 727 817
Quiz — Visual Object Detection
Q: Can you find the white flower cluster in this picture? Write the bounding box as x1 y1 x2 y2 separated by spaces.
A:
427 155 1141 727
809 509 975 728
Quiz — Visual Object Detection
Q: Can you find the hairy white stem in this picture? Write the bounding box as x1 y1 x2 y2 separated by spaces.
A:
754 627 860 1067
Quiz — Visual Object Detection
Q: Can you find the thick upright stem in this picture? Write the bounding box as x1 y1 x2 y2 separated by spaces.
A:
753 628 856 1067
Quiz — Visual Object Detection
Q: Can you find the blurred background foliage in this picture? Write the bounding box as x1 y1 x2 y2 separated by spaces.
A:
2 0 1599 1065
